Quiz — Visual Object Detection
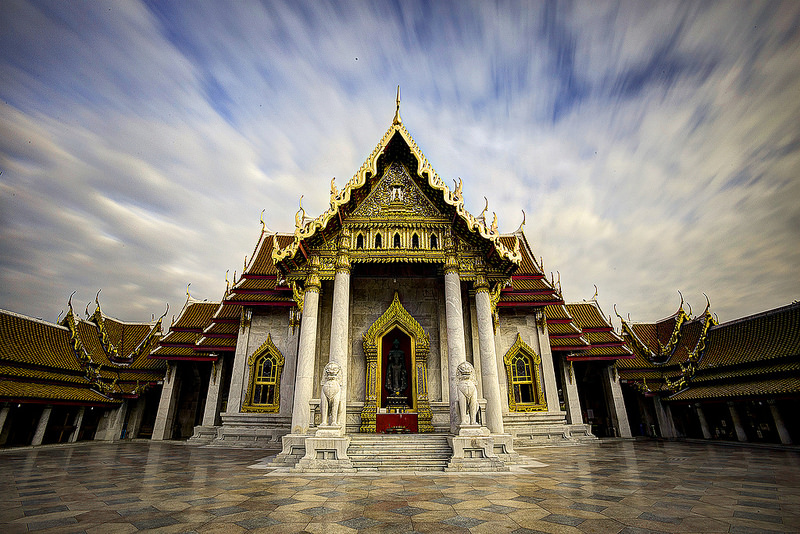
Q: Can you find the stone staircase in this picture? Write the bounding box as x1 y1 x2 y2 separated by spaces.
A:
347 433 453 471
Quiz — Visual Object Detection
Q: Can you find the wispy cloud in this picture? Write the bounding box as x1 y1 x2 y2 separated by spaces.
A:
1 0 798 325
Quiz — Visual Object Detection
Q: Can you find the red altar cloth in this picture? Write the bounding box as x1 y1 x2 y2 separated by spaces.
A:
376 413 418 433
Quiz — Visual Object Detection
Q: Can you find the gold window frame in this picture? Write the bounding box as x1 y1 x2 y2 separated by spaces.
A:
503 333 547 412
243 334 285 413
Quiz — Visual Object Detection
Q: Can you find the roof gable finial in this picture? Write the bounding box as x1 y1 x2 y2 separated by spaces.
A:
393 85 402 125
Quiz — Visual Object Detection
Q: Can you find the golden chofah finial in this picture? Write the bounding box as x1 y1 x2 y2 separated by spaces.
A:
452 177 463 201
703 292 711 314
330 177 339 204
85 303 90 318
478 197 489 221
515 209 526 233
393 85 402 125
260 209 266 232
591 284 598 301
677 290 685 311
295 195 306 230
186 283 192 300
95 289 102 306
490 212 498 234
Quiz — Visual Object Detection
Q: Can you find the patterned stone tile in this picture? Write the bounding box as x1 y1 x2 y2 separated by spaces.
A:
442 515 485 528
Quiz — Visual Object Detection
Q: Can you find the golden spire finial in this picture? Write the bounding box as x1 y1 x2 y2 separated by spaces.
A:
393 85 402 125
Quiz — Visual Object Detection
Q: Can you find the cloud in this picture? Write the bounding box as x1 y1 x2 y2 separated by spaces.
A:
0 0 798 327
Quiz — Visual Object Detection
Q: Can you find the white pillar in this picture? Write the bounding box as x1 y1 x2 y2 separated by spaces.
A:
69 407 85 443
536 321 562 414
696 404 712 439
290 259 322 435
152 364 180 440
603 364 632 438
653 396 675 438
560 357 583 424
444 261 468 433
226 309 252 414
728 402 748 442
474 277 504 434
31 405 52 446
202 357 226 426
0 404 9 437
97 400 128 441
126 398 146 439
327 246 351 434
769 401 792 445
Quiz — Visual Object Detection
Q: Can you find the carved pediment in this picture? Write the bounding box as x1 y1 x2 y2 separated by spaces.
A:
349 162 445 222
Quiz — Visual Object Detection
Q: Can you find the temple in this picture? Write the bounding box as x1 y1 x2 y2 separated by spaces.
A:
1 97 798 462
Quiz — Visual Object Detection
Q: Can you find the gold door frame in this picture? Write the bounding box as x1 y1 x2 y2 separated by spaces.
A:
360 291 434 432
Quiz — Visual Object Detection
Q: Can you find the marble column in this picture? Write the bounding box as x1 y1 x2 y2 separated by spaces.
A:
202 357 226 426
695 404 712 439
152 364 180 440
290 257 322 435
226 309 252 414
533 315 562 413
126 398 146 439
31 405 52 446
728 402 748 442
326 233 351 434
653 396 676 438
97 400 128 441
0 404 9 437
69 407 85 443
769 400 792 445
444 251 468 433
560 357 583 425
603 364 632 438
474 274 504 434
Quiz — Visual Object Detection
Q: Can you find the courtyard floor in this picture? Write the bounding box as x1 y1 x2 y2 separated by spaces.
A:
1 439 799 534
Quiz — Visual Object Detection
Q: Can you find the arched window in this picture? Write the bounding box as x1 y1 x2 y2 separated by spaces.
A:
503 334 546 412
412 233 419 249
394 233 401 248
243 334 285 412
375 233 382 248
430 234 438 249
356 233 364 249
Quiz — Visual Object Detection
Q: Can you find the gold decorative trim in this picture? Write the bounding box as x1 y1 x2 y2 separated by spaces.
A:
272 112 521 270
242 334 285 413
360 292 433 432
503 333 547 412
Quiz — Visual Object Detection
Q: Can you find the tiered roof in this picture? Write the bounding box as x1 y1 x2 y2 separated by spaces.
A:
1 300 166 406
564 301 633 361
151 299 223 361
617 301 800 402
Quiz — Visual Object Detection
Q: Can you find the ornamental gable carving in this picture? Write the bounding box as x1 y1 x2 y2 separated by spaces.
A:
349 162 444 221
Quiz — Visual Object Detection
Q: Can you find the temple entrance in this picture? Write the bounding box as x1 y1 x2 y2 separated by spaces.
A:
360 292 434 433
378 328 417 432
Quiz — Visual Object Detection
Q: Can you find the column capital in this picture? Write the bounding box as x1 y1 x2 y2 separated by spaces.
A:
305 255 322 292
444 253 459 276
474 272 489 293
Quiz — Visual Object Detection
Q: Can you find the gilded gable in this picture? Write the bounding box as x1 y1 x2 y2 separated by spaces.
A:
349 162 445 221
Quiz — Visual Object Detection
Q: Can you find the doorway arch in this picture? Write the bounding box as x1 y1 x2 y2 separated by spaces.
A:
360 292 434 432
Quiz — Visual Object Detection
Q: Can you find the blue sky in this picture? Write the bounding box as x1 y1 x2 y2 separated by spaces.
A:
1 1 799 326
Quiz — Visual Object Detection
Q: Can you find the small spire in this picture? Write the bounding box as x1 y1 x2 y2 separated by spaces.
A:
393 85 402 125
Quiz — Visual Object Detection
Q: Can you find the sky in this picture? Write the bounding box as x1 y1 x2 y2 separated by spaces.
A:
1 1 799 329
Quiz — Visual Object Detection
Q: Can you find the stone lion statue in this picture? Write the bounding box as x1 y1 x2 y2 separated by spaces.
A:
320 362 342 427
456 361 479 426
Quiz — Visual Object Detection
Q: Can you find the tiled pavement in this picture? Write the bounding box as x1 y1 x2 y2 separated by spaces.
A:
1 439 799 533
